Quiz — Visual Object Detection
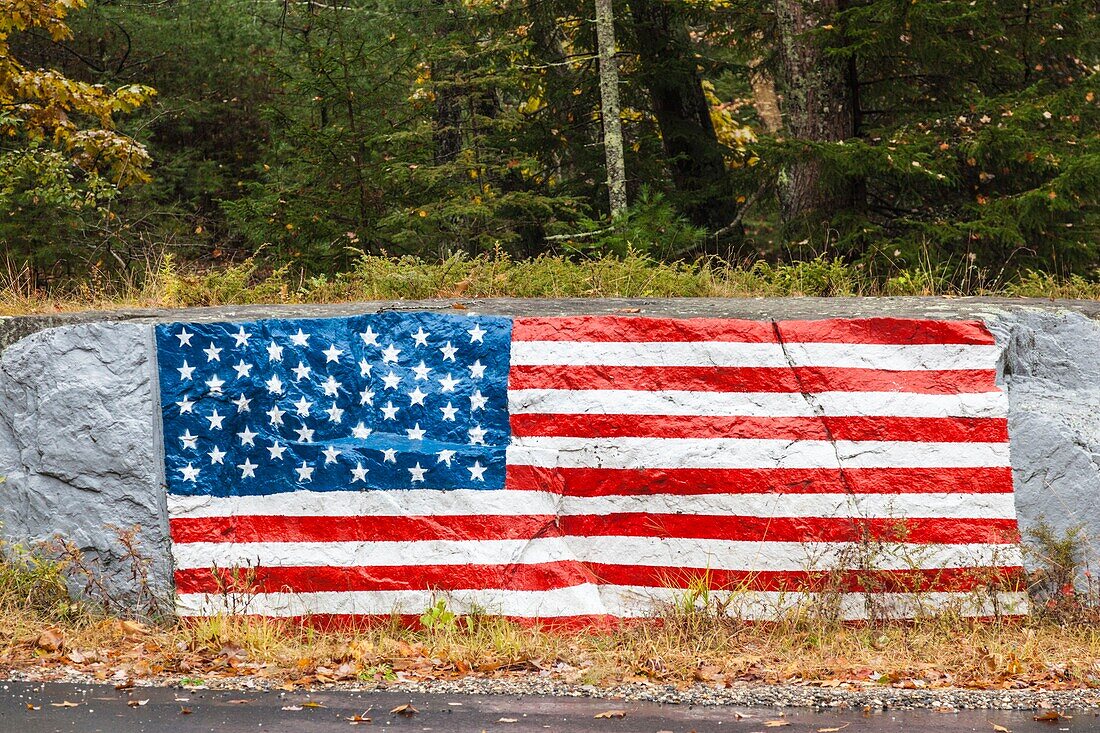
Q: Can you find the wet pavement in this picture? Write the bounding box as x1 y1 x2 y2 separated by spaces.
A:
1 681 1096 732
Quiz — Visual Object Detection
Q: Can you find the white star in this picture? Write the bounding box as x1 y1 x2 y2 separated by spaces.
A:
406 423 426 441
323 344 344 363
468 323 486 344
438 373 459 392
180 462 200 482
265 374 284 394
359 387 375 405
208 446 226 465
293 396 312 416
412 327 430 347
351 422 372 439
381 447 398 463
359 326 379 346
358 358 372 377
381 344 401 363
179 430 198 450
176 396 194 414
266 341 284 362
380 401 399 420
205 374 225 393
237 458 258 478
233 360 253 379
468 460 487 481
322 445 341 464
268 441 287 460
290 329 310 347
204 342 222 362
468 360 486 379
176 328 193 347
437 449 456 467
206 410 226 430
295 424 315 443
470 390 488 411
232 327 252 347
351 462 369 482
292 362 312 381
412 361 431 381
295 461 314 482
326 403 344 423
439 341 458 361
382 371 402 390
468 425 487 445
408 462 427 483
233 394 251 412
178 361 195 381
440 402 458 421
322 375 342 397
238 426 258 446
408 387 427 406
266 404 286 426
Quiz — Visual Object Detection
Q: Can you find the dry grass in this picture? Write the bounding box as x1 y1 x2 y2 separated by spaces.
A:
3 251 1100 316
5 600 1100 690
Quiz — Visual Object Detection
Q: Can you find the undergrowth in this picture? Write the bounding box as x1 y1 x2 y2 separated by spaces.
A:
3 251 1100 315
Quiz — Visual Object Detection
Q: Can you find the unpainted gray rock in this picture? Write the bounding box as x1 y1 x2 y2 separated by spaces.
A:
0 322 170 609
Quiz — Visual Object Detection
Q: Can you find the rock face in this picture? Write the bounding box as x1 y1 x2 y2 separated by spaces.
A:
1 298 1099 609
0 322 171 606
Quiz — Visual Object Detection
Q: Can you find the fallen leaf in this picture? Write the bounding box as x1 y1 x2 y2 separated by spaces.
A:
50 701 80 708
390 703 418 716
498 718 518 723
36 629 64 652
117 619 149 639
346 712 372 724
127 699 149 708
818 725 850 732
594 710 627 719
990 725 1011 733
764 722 791 728
1033 711 1060 722
25 704 40 711
180 707 192 715
301 701 325 708
227 699 251 705
114 681 135 691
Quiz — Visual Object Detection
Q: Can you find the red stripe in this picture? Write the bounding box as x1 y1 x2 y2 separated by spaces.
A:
170 514 1018 545
513 317 776 343
558 514 1021 544
504 465 1015 495
169 514 562 544
511 317 994 345
174 564 1024 595
508 365 999 394
510 414 1009 442
777 318 995 345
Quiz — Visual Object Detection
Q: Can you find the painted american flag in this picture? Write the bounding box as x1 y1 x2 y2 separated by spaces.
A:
157 313 1026 624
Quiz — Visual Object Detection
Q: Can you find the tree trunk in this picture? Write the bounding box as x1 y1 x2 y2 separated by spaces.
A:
773 0 858 224
431 0 462 166
628 0 731 232
594 0 628 217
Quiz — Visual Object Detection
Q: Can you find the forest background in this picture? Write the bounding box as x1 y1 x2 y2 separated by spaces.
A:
1 0 1097 299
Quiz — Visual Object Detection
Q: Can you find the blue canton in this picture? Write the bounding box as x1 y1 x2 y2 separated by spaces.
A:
156 312 512 496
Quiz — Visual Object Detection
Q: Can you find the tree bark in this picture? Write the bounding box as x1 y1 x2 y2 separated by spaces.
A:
773 0 858 224
595 0 628 217
431 0 462 166
628 0 731 232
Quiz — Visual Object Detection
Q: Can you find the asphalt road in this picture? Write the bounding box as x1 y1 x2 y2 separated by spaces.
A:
1 681 1095 733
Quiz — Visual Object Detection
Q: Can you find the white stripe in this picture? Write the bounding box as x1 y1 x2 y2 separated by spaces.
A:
510 341 1000 370
177 588 1028 620
168 489 1018 521
509 389 1007 418
506 437 1010 469
171 538 1023 572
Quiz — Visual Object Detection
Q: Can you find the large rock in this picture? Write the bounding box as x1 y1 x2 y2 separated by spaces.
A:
1 297 1099 609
